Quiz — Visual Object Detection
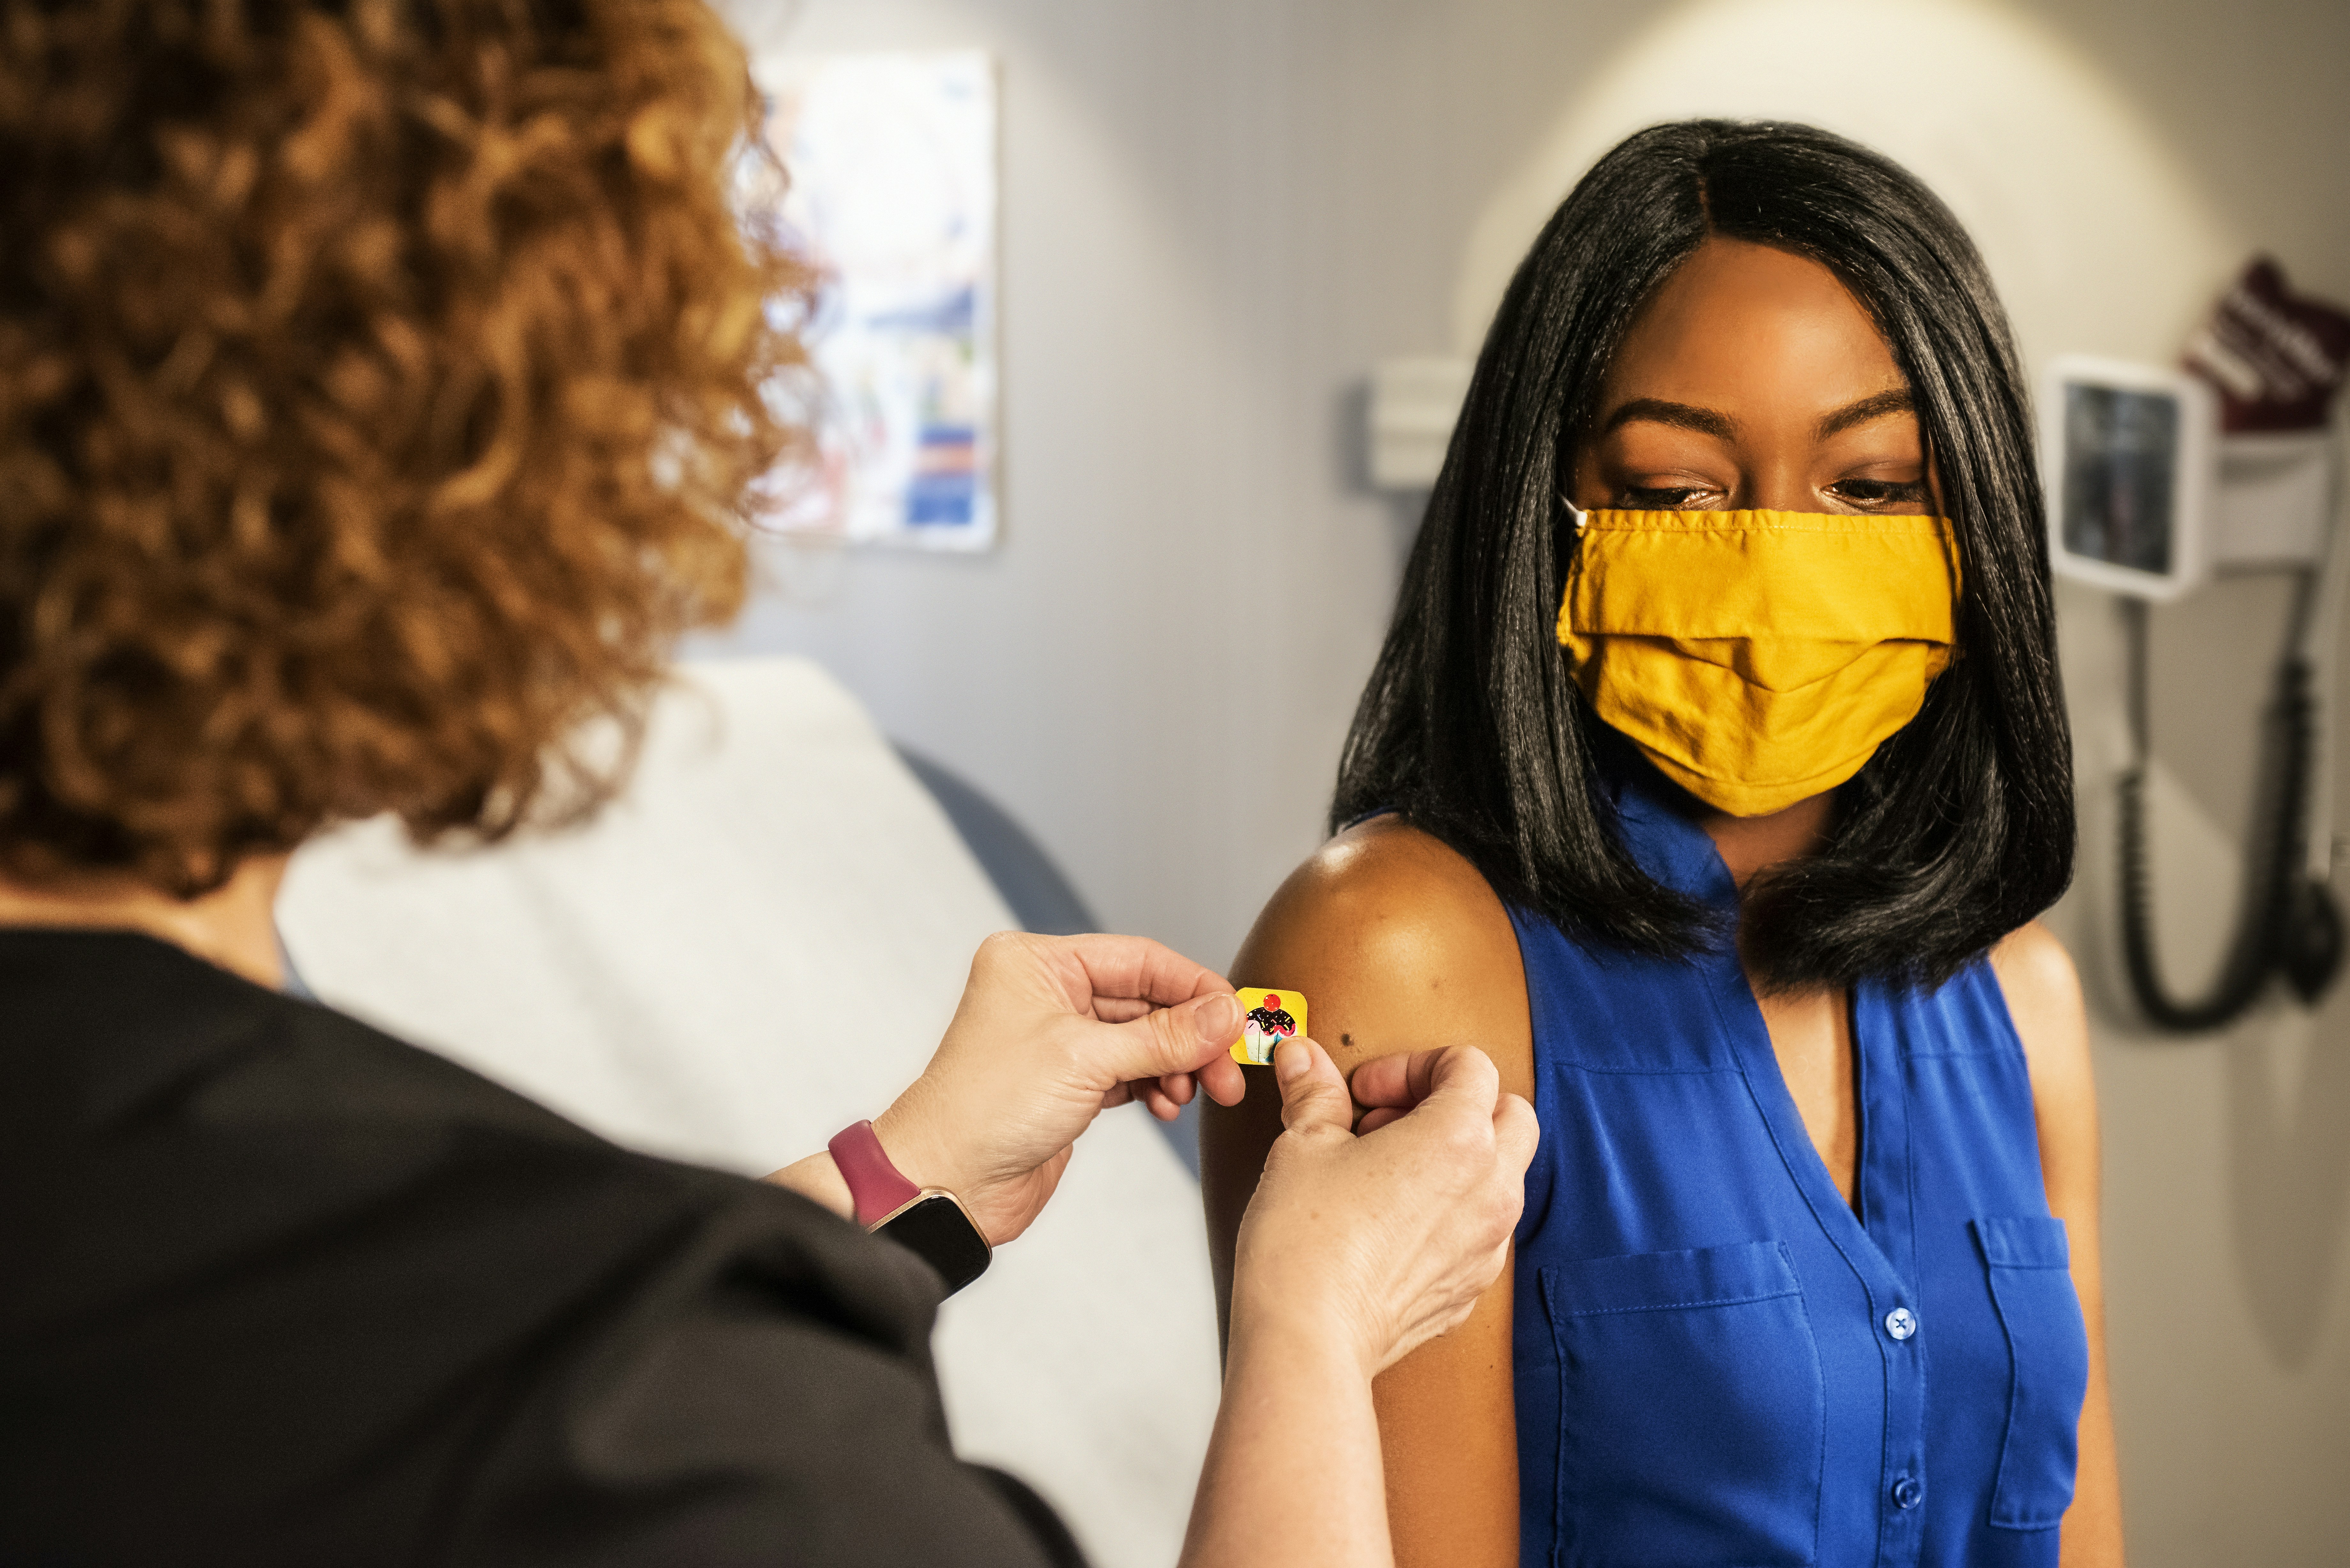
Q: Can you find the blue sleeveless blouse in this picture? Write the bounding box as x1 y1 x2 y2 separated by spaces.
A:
1508 772 2088 1568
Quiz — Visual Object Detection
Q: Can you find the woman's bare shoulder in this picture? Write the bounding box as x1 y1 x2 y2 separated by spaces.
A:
1986 921 2094 1104
1234 817 1528 1085
1987 919 2081 1006
1242 818 1515 988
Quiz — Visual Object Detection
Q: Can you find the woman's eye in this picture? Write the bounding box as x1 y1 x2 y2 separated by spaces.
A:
1622 485 1716 508
1829 478 1930 508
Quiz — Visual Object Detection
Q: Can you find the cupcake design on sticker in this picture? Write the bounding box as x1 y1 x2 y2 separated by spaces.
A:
1232 988 1307 1066
1243 999 1296 1061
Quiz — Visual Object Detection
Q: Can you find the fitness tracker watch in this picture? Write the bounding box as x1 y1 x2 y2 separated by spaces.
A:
826 1119 992 1295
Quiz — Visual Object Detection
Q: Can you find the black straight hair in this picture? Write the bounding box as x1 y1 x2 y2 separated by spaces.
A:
1333 120 2073 991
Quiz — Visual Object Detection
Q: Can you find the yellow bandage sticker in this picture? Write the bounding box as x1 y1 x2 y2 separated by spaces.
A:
1232 988 1308 1066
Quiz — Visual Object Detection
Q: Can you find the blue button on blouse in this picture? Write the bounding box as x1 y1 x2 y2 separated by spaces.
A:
1509 771 2089 1567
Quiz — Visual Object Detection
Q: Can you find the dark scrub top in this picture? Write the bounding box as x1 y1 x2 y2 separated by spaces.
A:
1508 770 2088 1568
0 929 1085 1567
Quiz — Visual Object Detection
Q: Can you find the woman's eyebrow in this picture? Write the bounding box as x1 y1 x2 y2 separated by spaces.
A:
1600 398 1736 440
1817 388 1915 438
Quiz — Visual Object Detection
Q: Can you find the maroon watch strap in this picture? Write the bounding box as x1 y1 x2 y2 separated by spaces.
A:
827 1119 921 1226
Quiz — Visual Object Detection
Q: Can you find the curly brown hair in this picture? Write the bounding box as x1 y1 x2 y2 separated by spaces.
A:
0 0 800 894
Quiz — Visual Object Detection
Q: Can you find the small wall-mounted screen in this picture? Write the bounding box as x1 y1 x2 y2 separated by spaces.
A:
2043 356 2212 601
2059 383 2180 575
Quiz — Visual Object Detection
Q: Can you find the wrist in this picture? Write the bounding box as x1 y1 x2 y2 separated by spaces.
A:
871 1084 973 1200
1229 1273 1385 1385
764 1151 855 1220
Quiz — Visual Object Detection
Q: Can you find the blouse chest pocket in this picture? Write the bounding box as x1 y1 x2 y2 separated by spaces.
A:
1539 1240 1823 1568
1973 1217 2089 1532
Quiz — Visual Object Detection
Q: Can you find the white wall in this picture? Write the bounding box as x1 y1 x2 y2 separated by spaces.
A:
704 0 2350 1557
701 0 1627 969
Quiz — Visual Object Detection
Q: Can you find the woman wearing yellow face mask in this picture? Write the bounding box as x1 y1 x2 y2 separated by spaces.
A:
1203 122 2122 1568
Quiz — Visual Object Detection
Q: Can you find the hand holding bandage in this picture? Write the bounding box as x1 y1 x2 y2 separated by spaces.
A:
871 932 1246 1245
1557 507 1961 817
1235 1039 1537 1377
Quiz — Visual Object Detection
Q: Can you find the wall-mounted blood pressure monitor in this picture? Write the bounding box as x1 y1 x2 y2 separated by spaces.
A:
2041 335 2348 1031
2042 354 2217 602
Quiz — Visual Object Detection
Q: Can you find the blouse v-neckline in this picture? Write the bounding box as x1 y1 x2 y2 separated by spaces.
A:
1614 778 1915 1293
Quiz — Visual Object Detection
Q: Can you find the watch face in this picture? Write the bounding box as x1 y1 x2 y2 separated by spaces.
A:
877 1193 992 1294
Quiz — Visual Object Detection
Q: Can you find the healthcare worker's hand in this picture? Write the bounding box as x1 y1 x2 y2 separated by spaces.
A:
866 931 1248 1245
1175 1040 1533 1568
1233 1040 1537 1376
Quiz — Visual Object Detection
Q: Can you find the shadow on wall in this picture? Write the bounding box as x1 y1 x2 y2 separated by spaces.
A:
2064 563 2350 1374
2227 1006 2350 1366
2077 808 2350 1371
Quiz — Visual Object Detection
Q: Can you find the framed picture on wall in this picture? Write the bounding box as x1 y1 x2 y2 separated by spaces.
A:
749 51 999 551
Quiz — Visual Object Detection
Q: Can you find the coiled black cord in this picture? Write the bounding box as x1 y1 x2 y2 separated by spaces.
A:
2115 590 2344 1032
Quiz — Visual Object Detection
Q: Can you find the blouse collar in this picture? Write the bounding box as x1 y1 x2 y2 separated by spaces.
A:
1601 748 1743 916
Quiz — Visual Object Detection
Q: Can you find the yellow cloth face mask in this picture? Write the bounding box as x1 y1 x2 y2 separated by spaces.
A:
1555 507 1961 818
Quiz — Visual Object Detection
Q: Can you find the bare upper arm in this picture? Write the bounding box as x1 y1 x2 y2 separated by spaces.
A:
1201 818 1532 1326
1988 921 2098 1215
1989 923 2124 1565
1198 817 1531 1568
